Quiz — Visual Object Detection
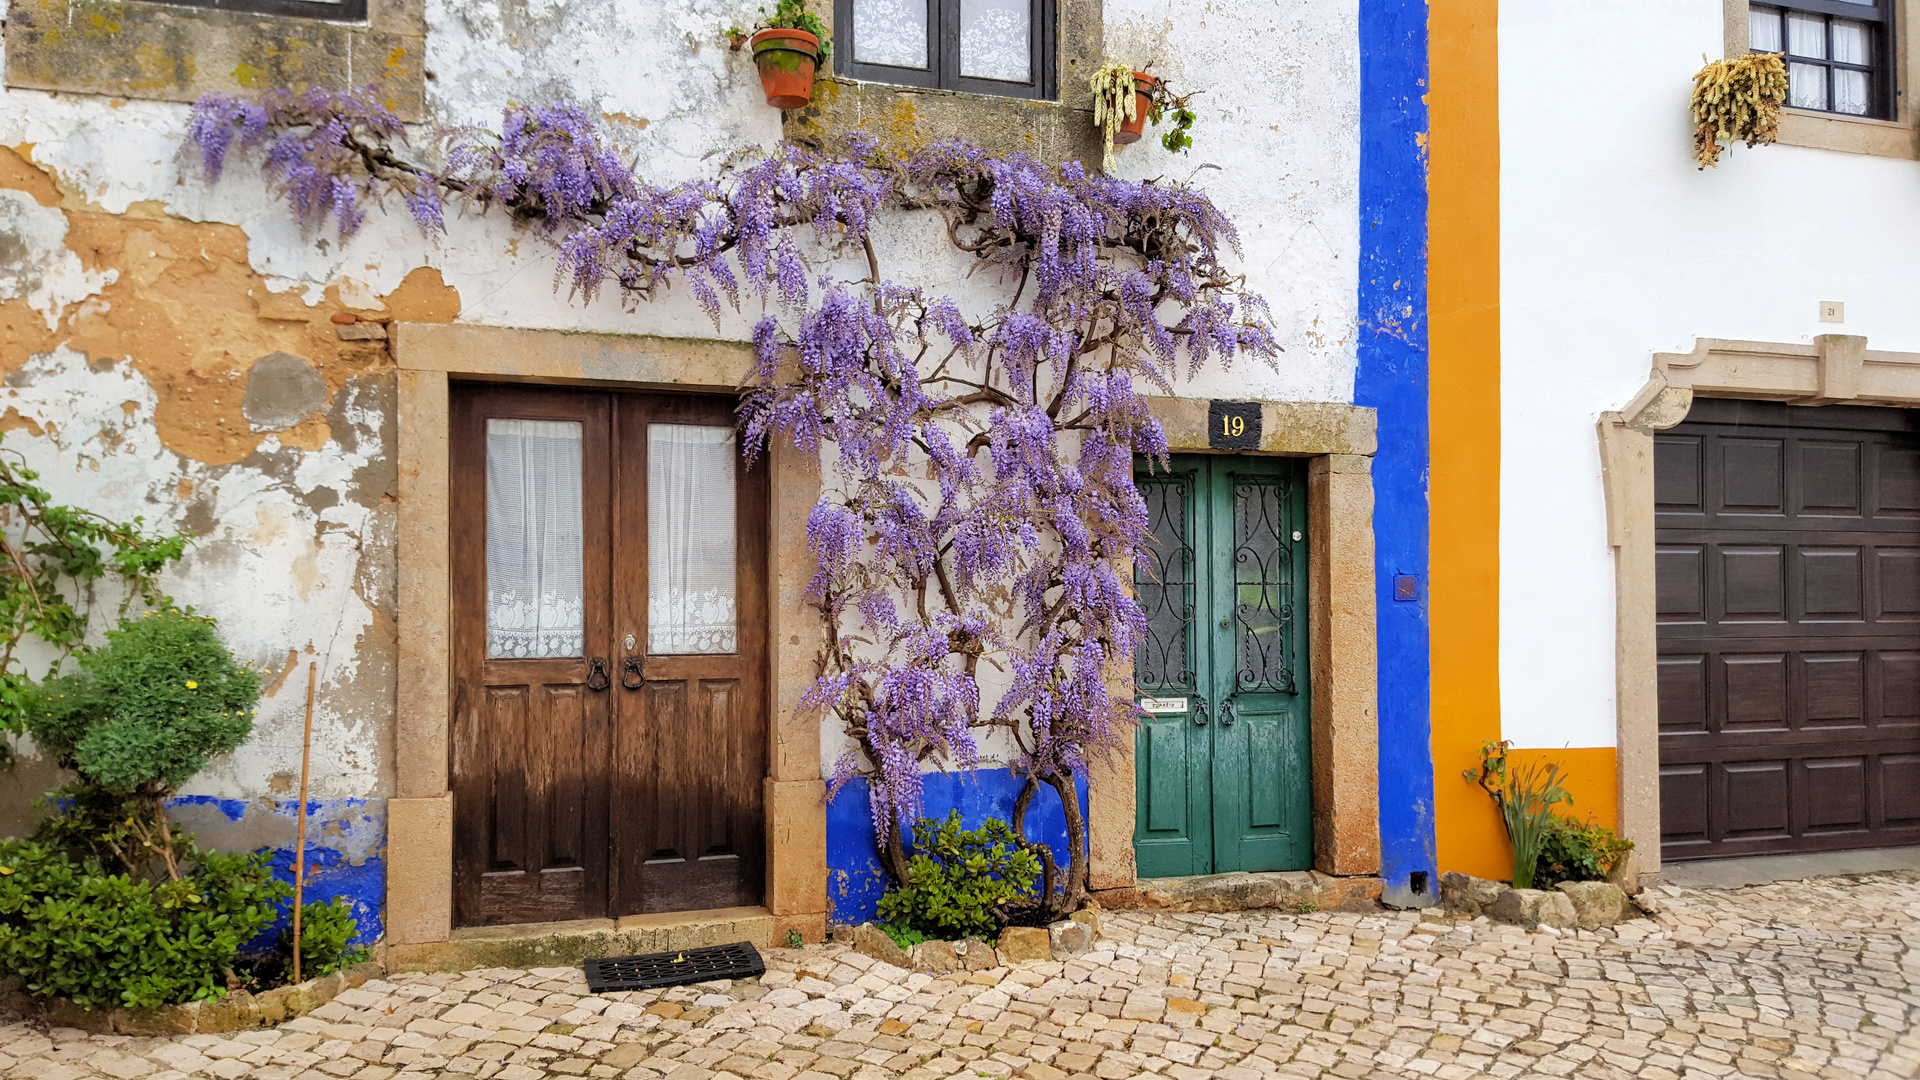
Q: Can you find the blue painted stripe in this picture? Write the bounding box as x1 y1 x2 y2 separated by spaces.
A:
1356 0 1437 902
826 770 1089 928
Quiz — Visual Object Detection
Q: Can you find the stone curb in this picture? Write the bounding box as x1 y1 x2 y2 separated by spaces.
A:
1440 871 1643 930
0 959 385 1035
842 907 1101 971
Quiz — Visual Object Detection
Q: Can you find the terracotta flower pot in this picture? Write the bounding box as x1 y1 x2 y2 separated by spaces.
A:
1114 72 1156 146
751 28 820 110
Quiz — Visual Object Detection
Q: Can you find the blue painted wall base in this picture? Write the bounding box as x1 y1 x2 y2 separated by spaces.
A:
169 795 386 950
826 769 1091 928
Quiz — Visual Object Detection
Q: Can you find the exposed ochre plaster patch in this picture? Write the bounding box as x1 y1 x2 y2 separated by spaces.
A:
0 189 117 331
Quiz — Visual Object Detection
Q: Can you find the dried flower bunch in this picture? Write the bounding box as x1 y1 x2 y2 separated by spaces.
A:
1690 52 1788 168
185 91 1280 920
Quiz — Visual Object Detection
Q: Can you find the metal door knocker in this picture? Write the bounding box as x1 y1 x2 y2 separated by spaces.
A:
1219 698 1238 727
622 656 644 690
586 657 611 691
1192 694 1211 726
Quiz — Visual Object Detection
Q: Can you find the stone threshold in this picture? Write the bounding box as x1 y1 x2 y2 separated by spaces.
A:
1092 870 1385 914
382 905 777 973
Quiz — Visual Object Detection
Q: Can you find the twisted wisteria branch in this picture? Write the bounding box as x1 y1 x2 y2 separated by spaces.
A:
185 87 1281 919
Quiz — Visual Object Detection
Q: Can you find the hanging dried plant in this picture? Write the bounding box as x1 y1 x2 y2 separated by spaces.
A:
1690 52 1788 169
1089 59 1139 173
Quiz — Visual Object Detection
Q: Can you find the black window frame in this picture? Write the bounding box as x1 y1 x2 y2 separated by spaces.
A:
1749 0 1896 120
131 0 369 22
833 0 1057 101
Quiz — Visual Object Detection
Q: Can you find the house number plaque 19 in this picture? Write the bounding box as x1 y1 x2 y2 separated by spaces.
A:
1208 400 1262 450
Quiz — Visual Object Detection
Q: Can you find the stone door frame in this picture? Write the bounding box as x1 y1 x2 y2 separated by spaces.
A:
383 324 827 957
1598 334 1920 885
1089 399 1385 891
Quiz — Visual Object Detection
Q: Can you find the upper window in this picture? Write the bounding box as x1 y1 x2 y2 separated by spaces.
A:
1749 0 1893 117
833 0 1055 100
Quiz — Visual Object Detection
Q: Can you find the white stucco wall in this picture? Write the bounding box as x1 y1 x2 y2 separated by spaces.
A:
1498 0 1920 748
0 0 1363 792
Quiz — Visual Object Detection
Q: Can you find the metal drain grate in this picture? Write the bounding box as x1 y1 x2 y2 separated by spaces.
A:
582 941 766 992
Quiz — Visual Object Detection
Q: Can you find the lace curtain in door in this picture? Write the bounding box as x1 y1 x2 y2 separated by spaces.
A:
649 425 738 654
486 418 587 658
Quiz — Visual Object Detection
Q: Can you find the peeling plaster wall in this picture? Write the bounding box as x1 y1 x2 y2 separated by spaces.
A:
0 0 1364 934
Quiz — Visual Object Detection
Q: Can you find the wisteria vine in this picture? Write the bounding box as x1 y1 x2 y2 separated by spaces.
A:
185 88 1280 920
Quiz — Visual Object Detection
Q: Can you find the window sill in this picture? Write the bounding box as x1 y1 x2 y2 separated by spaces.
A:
4 0 425 118
1774 106 1919 161
784 76 1102 168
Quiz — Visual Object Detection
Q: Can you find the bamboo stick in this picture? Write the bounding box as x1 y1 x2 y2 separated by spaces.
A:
292 660 316 984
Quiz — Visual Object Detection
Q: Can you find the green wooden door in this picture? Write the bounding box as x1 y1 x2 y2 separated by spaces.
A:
1133 455 1311 877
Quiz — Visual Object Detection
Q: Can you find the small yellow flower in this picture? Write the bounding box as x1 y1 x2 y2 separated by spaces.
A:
185 680 198 689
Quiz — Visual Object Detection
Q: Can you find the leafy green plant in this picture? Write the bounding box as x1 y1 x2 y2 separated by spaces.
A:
1534 815 1633 888
752 0 831 62
876 811 1041 941
28 609 261 880
0 441 185 767
1464 740 1571 890
281 897 367 978
880 922 928 950
0 838 288 1010
1144 79 1200 155
783 928 803 949
1691 52 1788 168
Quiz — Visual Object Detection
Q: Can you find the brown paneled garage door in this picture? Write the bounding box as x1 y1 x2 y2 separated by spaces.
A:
1656 399 1920 860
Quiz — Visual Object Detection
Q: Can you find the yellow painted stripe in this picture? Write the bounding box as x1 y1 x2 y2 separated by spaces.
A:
1428 0 1509 879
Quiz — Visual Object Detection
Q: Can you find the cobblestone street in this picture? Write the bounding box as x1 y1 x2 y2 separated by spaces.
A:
4 872 1916 1080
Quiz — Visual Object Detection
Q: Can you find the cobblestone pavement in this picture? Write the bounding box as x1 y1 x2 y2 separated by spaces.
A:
4 872 1917 1080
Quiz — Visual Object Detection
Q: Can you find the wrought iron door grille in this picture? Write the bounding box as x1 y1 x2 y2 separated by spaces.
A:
1230 476 1297 694
582 941 766 992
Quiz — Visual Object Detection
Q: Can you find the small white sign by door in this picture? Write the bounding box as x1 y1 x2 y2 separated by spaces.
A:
1139 697 1189 715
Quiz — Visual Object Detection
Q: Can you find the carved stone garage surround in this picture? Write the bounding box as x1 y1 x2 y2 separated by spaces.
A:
1599 335 1920 883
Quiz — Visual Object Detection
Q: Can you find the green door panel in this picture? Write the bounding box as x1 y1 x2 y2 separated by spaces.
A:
1131 465 1211 878
1134 454 1312 878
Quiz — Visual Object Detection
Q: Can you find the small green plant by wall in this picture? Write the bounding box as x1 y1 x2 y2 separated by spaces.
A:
876 811 1040 944
1465 740 1633 890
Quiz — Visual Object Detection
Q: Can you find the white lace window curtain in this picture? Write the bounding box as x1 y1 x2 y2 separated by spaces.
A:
486 419 586 659
649 425 738 655
855 0 930 68
960 0 1031 82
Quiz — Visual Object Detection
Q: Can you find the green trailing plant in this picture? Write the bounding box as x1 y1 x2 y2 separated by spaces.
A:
28 608 261 881
1534 815 1633 888
876 811 1041 941
1145 81 1200 155
1090 59 1141 172
1691 52 1788 168
783 928 804 949
0 837 288 1010
281 897 367 978
880 922 928 951
0 441 186 768
1464 740 1571 890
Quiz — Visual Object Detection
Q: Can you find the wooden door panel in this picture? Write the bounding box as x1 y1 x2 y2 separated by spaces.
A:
450 385 613 926
1656 398 1920 859
611 393 767 916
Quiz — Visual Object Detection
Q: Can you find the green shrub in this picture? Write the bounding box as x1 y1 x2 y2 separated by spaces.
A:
0 438 185 767
28 608 260 879
283 897 368 978
0 838 288 1009
1464 740 1571 890
1534 815 1633 888
876 811 1040 941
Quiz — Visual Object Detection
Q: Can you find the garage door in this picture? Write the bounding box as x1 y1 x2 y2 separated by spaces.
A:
1656 399 1920 860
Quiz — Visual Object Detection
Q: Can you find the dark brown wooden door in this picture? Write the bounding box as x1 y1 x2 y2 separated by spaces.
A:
1656 399 1920 861
451 384 767 927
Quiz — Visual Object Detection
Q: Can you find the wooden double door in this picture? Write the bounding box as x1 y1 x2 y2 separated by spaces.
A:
1656 399 1920 859
450 384 769 927
1131 455 1313 877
